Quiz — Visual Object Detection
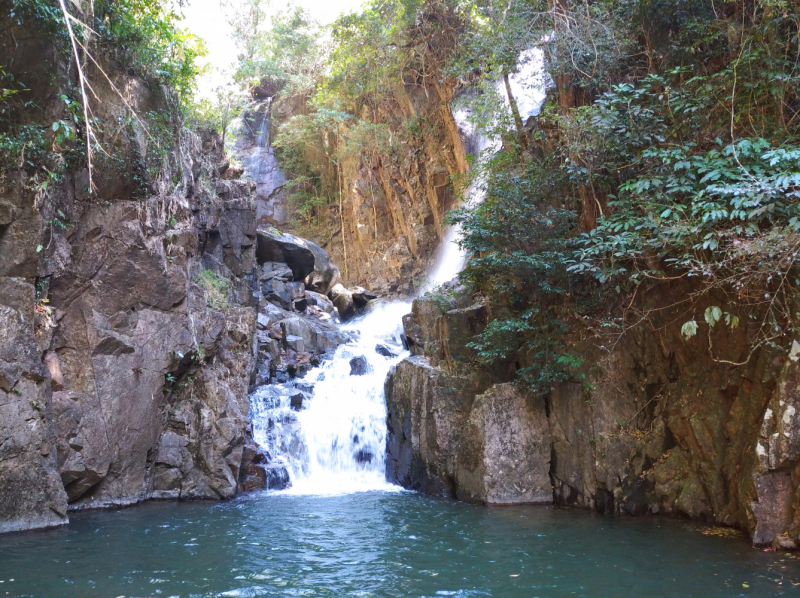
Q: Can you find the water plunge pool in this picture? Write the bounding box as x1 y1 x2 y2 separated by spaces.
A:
1 491 798 597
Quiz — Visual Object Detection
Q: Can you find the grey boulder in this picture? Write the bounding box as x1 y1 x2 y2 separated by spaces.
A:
256 229 315 282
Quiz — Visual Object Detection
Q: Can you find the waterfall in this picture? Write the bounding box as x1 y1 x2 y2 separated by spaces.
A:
255 101 270 148
233 97 288 225
424 48 547 292
248 49 545 495
249 302 410 494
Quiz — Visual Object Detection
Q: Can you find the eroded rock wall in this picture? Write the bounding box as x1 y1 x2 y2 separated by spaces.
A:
263 83 467 297
0 16 262 530
388 287 800 548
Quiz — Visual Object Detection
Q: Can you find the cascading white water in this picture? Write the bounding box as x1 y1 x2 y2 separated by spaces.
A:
249 302 410 494
248 49 546 496
424 49 547 291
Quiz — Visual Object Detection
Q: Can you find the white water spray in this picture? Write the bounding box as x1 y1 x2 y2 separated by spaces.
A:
249 302 410 495
424 49 546 291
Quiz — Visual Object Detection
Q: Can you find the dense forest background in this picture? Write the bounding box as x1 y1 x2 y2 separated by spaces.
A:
223 0 800 394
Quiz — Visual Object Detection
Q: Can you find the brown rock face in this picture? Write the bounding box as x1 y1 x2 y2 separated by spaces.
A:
266 82 467 297
385 355 491 497
390 286 800 547
0 279 69 533
0 17 262 531
456 384 552 504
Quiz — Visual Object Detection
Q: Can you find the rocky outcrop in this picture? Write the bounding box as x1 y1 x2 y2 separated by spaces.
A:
268 82 466 297
0 278 69 533
385 356 491 496
751 340 800 546
232 99 288 227
328 284 377 322
389 285 800 548
0 13 276 531
456 384 552 504
385 355 550 504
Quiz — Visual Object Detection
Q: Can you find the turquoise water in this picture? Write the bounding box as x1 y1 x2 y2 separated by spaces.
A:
1 491 798 597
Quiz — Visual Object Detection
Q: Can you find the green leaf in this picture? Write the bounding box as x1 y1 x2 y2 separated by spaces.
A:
704 306 722 327
725 313 739 329
681 320 698 339
36 244 43 253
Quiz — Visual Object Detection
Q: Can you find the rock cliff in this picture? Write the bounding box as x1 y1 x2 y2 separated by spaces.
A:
387 286 800 549
0 13 344 532
237 83 467 298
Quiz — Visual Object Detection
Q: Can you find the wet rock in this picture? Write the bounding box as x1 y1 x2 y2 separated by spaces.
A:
290 392 304 411
256 229 315 282
265 464 291 490
285 335 305 353
350 356 369 376
375 344 397 358
238 441 267 492
773 533 798 551
355 450 373 464
384 355 491 497
303 239 341 295
329 284 356 321
351 286 378 308
295 382 314 394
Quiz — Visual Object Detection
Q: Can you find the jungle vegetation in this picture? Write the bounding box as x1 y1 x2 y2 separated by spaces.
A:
232 0 800 392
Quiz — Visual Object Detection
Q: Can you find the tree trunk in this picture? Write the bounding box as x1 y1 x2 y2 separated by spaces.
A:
503 72 528 150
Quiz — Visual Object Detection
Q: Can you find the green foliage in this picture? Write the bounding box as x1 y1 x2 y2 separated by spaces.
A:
231 2 321 94
443 0 800 389
89 0 206 106
187 84 246 151
195 268 231 311
450 157 588 393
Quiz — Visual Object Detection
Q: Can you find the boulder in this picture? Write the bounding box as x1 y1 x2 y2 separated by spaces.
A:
305 291 337 316
290 392 304 410
285 335 305 353
258 261 293 283
384 356 489 496
351 286 378 308
281 317 316 352
375 344 398 358
350 356 369 376
238 441 267 492
262 279 306 312
262 278 293 310
256 229 315 282
456 384 552 505
773 533 798 551
329 284 356 321
303 240 341 295
264 464 291 490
